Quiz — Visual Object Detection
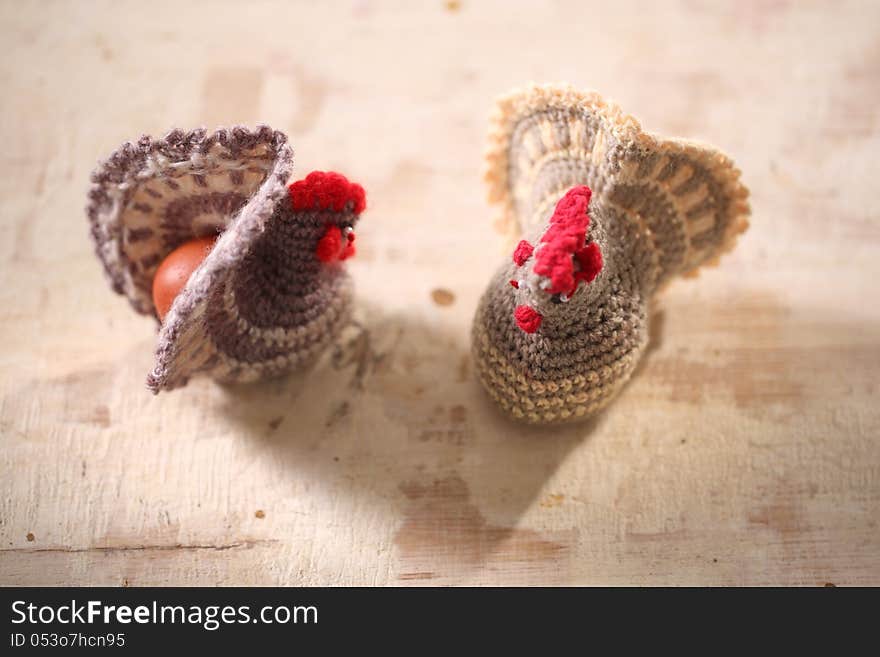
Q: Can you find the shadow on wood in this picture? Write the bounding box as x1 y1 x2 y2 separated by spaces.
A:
215 300 602 583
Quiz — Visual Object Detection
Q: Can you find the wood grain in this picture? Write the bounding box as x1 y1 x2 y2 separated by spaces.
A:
0 0 878 586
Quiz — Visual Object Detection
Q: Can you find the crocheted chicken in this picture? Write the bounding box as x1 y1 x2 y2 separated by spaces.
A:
87 126 366 392
472 85 750 424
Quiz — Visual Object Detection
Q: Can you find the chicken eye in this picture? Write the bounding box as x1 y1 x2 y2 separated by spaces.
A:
550 293 563 304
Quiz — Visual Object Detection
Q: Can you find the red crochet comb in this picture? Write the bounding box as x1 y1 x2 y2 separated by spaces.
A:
532 186 602 297
288 170 366 214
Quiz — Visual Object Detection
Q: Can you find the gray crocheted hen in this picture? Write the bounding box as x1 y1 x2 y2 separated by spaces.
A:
473 85 750 424
87 126 366 392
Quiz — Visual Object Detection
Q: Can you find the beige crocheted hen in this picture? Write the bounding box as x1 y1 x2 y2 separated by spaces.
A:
472 85 750 424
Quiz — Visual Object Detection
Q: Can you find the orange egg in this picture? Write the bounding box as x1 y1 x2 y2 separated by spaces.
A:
152 236 217 322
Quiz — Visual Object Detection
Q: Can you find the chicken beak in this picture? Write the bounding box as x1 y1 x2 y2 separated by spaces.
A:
340 228 356 260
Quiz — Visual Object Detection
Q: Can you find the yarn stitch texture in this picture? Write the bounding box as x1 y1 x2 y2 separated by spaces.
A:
87 126 366 392
472 85 750 424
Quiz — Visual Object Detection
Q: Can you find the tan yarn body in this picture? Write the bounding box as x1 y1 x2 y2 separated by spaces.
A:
472 85 750 424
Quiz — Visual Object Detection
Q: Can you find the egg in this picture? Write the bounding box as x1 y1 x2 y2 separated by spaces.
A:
152 236 217 322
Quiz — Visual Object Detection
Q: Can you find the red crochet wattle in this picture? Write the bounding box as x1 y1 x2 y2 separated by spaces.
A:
289 170 366 214
532 185 602 296
315 225 343 263
340 232 356 260
315 225 357 263
514 305 543 334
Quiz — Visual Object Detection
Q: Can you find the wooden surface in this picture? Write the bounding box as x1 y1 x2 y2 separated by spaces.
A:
1 0 878 586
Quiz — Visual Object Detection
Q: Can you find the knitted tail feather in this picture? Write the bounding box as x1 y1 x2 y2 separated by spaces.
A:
485 84 749 291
